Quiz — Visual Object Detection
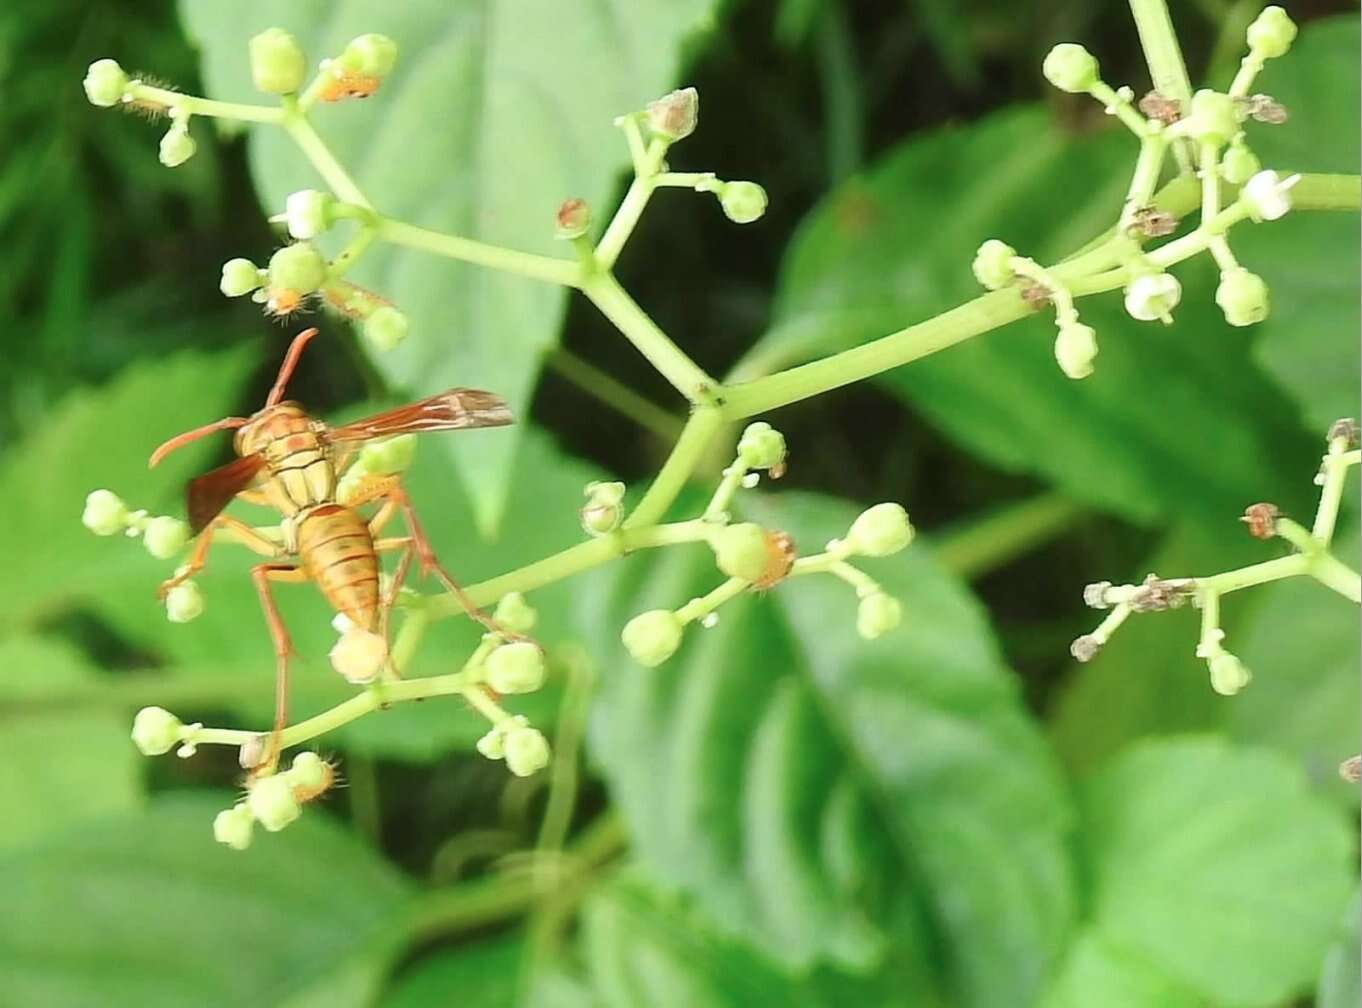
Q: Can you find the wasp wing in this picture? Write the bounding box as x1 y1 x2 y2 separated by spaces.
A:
327 389 513 444
187 453 266 533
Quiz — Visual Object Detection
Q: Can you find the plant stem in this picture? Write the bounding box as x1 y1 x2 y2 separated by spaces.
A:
1310 553 1362 602
1128 0 1195 171
1120 133 1171 229
126 82 283 124
377 217 582 287
933 492 1085 580
624 407 726 527
547 348 685 441
1311 440 1354 544
282 110 371 208
595 138 669 269
1200 554 1306 595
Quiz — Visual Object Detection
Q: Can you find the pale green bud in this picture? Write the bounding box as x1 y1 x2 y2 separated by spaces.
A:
158 127 196 168
268 243 327 295
972 239 1017 290
494 591 538 635
711 522 770 581
486 641 546 695
1042 43 1100 94
287 752 329 794
1220 138 1261 185
1215 268 1270 326
213 804 255 851
83 489 129 536
847 503 915 557
285 189 334 241
476 728 505 760
143 516 189 559
1184 89 1239 145
339 33 398 77
737 422 787 470
1054 323 1098 380
581 480 625 536
647 87 699 141
220 258 263 298
358 434 417 476
856 593 902 640
1209 652 1252 695
1246 6 1297 59
555 198 591 239
622 609 684 667
165 581 204 623
329 626 387 684
1123 272 1182 322
719 181 767 224
250 28 307 94
131 706 183 756
363 305 409 352
83 59 128 107
248 773 301 832
503 725 551 777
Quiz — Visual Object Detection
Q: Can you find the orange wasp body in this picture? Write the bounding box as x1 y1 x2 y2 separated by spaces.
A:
151 329 513 772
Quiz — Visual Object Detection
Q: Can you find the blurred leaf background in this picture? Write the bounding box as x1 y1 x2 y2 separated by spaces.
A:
0 0 1357 1005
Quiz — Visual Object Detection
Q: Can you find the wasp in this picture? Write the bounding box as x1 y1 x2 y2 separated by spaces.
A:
150 328 514 773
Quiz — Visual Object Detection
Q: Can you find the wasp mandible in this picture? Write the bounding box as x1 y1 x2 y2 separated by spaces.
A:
150 328 515 773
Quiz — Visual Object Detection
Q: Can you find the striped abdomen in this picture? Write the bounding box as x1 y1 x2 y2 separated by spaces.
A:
251 405 337 518
298 505 379 630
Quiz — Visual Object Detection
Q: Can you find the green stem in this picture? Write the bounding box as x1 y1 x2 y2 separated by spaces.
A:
1089 81 1153 138
536 650 595 867
595 138 669 269
624 407 726 527
933 492 1085 580
126 82 283 124
328 225 377 278
675 577 750 623
1128 0 1195 171
1310 553 1362 603
1120 133 1171 229
282 110 371 208
547 348 685 441
1200 554 1306 594
377 218 581 287
1311 440 1354 544
1229 52 1266 98
703 456 749 522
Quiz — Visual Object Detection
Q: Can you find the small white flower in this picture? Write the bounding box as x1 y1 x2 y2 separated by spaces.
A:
1124 273 1182 323
1241 170 1299 222
285 189 332 240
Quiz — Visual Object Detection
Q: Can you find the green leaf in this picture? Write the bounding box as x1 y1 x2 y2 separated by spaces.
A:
1242 17 1361 433
1039 932 1199 1008
1080 736 1353 1007
1316 892 1360 1008
0 793 412 1007
582 492 1074 1006
180 0 720 533
763 101 1319 528
382 931 523 1008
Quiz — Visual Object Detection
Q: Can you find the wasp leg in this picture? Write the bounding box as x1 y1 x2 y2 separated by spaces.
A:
373 536 416 676
249 563 310 776
157 515 285 599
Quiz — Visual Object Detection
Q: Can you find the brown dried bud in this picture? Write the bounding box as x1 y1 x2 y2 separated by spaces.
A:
1339 755 1361 783
753 530 797 589
1070 634 1101 663
646 87 699 141
1244 93 1288 124
555 197 591 239
1129 574 1190 612
238 734 268 770
1021 282 1051 307
1083 581 1113 609
1240 502 1280 540
1138 91 1182 124
1130 206 1179 238
1327 418 1359 449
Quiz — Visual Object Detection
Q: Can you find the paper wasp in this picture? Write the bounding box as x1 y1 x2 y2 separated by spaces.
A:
150 328 513 773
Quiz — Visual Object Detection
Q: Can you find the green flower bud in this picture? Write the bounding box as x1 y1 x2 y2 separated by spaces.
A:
476 728 505 760
83 59 128 107
503 725 551 777
622 609 684 667
1215 267 1270 326
494 591 538 635
972 239 1017 290
285 189 334 241
213 804 255 851
220 258 263 298
486 641 546 695
719 181 767 224
1042 43 1100 94
1184 89 1239 145
83 489 129 536
165 581 204 623
1123 272 1182 322
555 198 591 239
250 28 307 94
581 480 625 536
248 773 302 832
647 87 699 141
737 422 787 470
268 243 327 295
363 305 409 352
847 503 915 557
1220 138 1261 185
339 33 398 77
158 127 196 168
143 516 190 559
287 751 329 794
357 434 417 476
1246 6 1296 59
131 706 183 756
856 592 902 640
1208 652 1252 696
1054 323 1098 380
711 522 770 581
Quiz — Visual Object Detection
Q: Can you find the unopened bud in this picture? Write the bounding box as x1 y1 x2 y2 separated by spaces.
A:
143 516 190 559
1183 89 1239 145
476 728 505 760
339 34 398 77
711 522 770 581
1123 272 1182 323
220 258 263 298
213 804 255 851
1042 43 1100 93
330 626 387 684
1208 652 1251 695
165 581 204 623
971 239 1017 290
737 422 787 470
622 609 684 667
1246 6 1296 59
250 28 307 94
285 189 334 241
486 641 546 695
555 198 591 239
1220 138 1261 185
131 706 183 756
268 243 327 295
83 59 128 107
357 434 417 476
1215 268 1269 327
158 127 196 168
1054 323 1098 380
83 489 129 536
248 773 301 832
846 503 914 557
719 181 767 224
856 593 902 640
504 724 551 777
1241 170 1298 222
646 87 699 141
493 591 538 635
581 481 625 536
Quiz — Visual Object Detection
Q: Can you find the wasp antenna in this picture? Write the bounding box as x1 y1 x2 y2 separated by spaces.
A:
148 417 248 468
265 328 321 407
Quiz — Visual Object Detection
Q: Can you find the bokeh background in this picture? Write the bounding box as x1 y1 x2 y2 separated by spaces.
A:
1 1 1358 1005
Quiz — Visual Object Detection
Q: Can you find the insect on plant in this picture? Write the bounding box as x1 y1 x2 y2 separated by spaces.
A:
147 326 522 775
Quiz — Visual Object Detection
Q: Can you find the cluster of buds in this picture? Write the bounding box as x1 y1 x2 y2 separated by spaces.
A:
336 434 417 505
83 490 202 621
214 752 339 851
469 593 551 777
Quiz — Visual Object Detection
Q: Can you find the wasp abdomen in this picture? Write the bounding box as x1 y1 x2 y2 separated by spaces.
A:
298 505 379 630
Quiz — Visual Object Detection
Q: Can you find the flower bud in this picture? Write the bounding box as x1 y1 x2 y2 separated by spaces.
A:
1241 169 1298 222
248 773 302 832
220 258 263 298
737 422 787 470
476 728 505 760
143 516 190 559
1220 138 1261 185
494 591 538 635
1070 634 1101 662
486 641 546 694
1246 6 1296 59
287 751 331 797
847 503 914 557
363 305 409 352
856 593 902 640
1215 268 1269 326
971 239 1017 291
581 480 625 536
83 489 129 536
250 28 307 94
622 609 684 667
329 626 387 684
83 59 128 107
285 189 334 241
1042 43 1100 94
165 581 205 623
647 87 699 141
1054 323 1098 380
339 34 398 77
555 198 591 239
504 725 551 777
1123 272 1182 322
213 804 255 851
268 243 327 295
131 706 183 756
1209 652 1252 695
718 181 767 224
357 434 417 476
158 127 196 168
711 522 770 581
1184 89 1239 145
